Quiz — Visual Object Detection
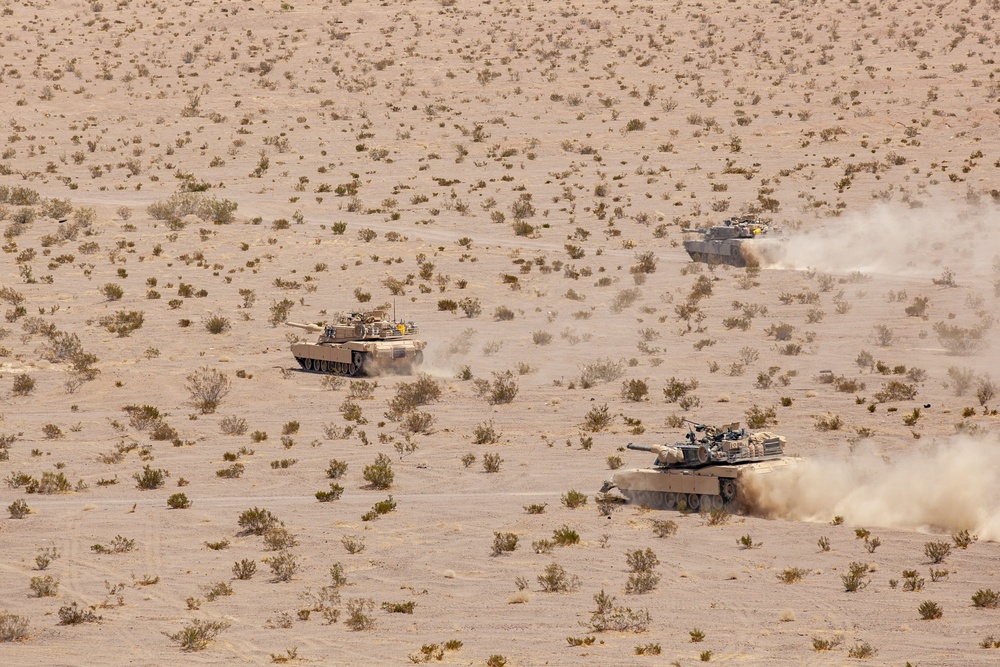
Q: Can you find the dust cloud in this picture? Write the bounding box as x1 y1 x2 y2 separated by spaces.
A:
764 201 1000 278
743 435 1000 540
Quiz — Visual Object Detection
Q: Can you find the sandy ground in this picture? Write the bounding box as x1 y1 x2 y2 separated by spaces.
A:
2 0 1000 664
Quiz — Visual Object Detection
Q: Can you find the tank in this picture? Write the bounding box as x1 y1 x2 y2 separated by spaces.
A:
682 216 779 267
600 421 795 512
287 309 426 377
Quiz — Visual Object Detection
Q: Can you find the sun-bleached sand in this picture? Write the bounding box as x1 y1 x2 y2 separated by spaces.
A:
2 0 1000 664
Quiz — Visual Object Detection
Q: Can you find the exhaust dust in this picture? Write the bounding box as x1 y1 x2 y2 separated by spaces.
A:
763 202 1000 278
742 435 1000 540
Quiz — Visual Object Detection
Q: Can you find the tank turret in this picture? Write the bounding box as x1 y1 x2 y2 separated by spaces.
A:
287 309 426 377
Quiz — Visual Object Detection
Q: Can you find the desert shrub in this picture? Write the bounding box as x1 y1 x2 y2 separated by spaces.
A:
363 453 394 489
458 297 481 318
232 559 256 580
98 310 144 337
263 527 299 551
651 519 678 538
933 321 989 355
316 483 344 503
475 370 518 405
972 589 1000 608
164 619 231 651
167 493 191 509
134 465 168 490
580 358 625 386
203 313 231 335
342 535 366 554
814 413 843 431
524 503 547 515
326 458 348 479
385 373 441 419
847 642 877 658
91 535 136 554
552 525 580 546
532 330 553 345
607 455 624 470
23 472 72 494
30 575 59 597
12 374 35 396
537 562 581 592
560 489 588 509
483 452 503 473
873 381 917 403
58 602 101 625
625 571 660 594
588 590 651 633
8 499 30 519
472 420 501 445
621 379 649 402
491 532 519 556
101 282 124 301
493 306 515 321
954 529 978 549
186 366 231 414
663 377 698 402
583 403 614 431
381 601 415 614
745 404 777 428
925 540 951 564
738 534 762 549
237 507 280 535
216 463 244 478
842 562 871 592
344 598 376 631
0 612 29 642
219 416 248 436
812 635 843 652
263 551 298 582
777 567 808 584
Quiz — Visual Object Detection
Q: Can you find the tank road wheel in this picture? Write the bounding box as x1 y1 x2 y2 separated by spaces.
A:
687 493 701 511
348 352 365 377
664 492 677 510
711 495 725 510
720 479 737 503
304 358 313 371
295 357 307 370
701 494 715 511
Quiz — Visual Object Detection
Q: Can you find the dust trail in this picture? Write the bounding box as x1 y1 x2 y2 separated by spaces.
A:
743 435 1000 539
763 201 1000 278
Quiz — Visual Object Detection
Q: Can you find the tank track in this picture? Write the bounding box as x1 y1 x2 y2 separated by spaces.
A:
294 351 368 377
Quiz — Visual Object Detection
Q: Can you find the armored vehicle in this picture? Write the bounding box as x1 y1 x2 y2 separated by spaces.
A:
600 421 794 511
682 216 777 267
287 310 425 377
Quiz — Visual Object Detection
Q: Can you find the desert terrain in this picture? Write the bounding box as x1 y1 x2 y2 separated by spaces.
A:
2 0 1000 664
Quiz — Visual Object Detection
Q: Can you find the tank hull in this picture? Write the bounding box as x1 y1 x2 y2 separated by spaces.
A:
608 457 797 512
683 238 752 267
291 340 425 377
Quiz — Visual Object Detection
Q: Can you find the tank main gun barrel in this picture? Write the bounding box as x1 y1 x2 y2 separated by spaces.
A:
286 321 324 333
680 228 707 234
628 443 705 465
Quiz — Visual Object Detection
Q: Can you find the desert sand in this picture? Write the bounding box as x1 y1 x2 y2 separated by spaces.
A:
2 0 1000 664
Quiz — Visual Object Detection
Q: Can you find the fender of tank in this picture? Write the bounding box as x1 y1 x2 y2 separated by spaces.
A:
287 309 426 377
600 421 796 512
681 216 783 268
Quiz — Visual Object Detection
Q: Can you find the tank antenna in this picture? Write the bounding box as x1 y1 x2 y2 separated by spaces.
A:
393 299 396 323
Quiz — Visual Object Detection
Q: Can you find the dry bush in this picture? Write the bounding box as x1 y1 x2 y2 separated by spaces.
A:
164 619 231 651
0 612 28 642
580 358 625 386
385 374 441 420
262 551 298 582
933 321 989 355
344 598 376 631
219 416 248 436
537 562 580 592
237 507 281 535
491 532 519 556
363 453 393 489
588 590 651 632
186 366 231 414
